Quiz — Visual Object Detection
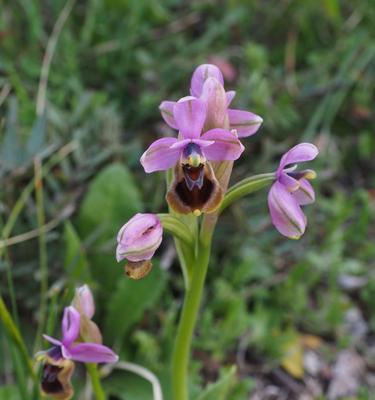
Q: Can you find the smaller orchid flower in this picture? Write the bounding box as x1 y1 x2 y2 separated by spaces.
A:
36 307 118 399
160 64 263 137
142 96 244 214
268 143 319 239
72 285 102 344
116 213 163 279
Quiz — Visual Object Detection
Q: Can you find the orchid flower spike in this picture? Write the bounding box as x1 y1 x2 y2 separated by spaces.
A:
116 213 163 279
36 306 118 399
160 63 263 137
268 143 319 239
141 97 244 214
72 285 102 344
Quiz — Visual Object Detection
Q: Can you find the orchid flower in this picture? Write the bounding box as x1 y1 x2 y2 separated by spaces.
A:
160 64 263 138
116 213 163 279
268 143 319 239
141 96 244 214
37 306 118 399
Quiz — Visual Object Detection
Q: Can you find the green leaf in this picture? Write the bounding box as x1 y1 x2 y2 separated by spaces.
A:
77 163 142 292
63 221 91 286
1 97 25 170
0 385 22 400
104 371 154 400
78 163 142 240
197 366 237 400
26 114 46 157
104 264 166 344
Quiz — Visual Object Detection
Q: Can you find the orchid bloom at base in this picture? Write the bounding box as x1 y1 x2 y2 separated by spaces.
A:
116 213 163 279
268 143 319 239
36 306 118 399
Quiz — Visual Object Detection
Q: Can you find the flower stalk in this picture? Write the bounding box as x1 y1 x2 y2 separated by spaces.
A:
86 363 106 400
171 227 213 400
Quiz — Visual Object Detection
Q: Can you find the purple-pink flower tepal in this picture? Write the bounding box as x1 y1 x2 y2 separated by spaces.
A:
160 64 263 138
141 96 244 173
37 306 118 399
116 213 163 279
268 143 319 239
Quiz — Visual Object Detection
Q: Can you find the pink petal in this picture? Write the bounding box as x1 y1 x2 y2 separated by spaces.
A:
200 129 245 161
190 64 224 97
226 91 236 106
63 343 119 364
62 306 80 347
159 101 178 129
43 334 62 347
140 137 180 173
278 172 300 192
268 181 307 239
170 138 214 150
278 143 319 173
174 97 206 139
293 178 315 205
228 109 263 137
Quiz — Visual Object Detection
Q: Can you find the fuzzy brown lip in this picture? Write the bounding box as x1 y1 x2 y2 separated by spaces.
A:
166 162 223 214
42 364 64 394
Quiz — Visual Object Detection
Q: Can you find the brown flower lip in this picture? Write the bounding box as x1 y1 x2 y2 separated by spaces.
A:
166 162 223 215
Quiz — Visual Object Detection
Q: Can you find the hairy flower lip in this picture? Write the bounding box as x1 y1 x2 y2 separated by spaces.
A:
166 162 223 214
41 355 75 400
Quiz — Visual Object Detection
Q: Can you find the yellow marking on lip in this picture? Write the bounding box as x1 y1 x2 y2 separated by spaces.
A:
193 209 202 216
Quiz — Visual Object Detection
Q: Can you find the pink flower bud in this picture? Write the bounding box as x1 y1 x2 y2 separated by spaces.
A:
201 77 229 130
116 213 163 263
72 285 95 319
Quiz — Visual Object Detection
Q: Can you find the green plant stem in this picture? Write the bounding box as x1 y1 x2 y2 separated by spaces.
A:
86 363 106 400
33 158 49 353
171 232 213 400
219 173 275 213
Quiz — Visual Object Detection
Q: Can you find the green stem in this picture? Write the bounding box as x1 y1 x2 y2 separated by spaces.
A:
33 158 49 353
219 173 275 213
171 232 213 400
86 363 106 400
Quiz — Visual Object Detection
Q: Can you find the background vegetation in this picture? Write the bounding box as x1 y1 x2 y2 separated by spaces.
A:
0 0 374 398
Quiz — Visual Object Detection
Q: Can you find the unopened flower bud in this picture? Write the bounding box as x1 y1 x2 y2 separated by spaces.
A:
201 77 229 130
190 64 224 98
116 213 163 263
72 285 94 320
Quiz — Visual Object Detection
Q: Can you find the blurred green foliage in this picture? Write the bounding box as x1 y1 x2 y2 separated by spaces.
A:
0 0 374 398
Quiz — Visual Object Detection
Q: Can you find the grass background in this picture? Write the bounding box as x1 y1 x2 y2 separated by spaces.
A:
0 0 374 398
